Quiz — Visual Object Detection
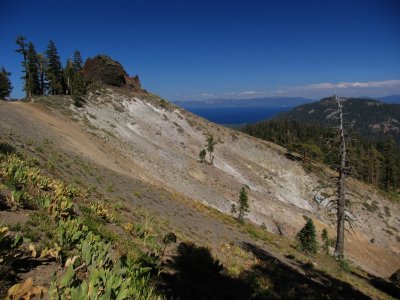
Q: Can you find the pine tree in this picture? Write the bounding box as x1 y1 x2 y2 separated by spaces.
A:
206 134 217 165
334 96 347 258
230 203 237 216
15 36 28 97
64 58 74 95
72 50 83 72
321 228 330 254
237 186 250 222
36 53 47 95
382 138 399 191
71 50 85 106
45 40 64 95
0 67 13 100
199 149 206 163
26 42 40 97
296 217 318 255
63 50 85 106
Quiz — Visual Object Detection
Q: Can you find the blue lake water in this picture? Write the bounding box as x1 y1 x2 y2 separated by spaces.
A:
183 107 290 125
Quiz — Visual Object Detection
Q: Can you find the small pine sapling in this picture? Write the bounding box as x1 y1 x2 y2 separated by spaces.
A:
296 217 318 255
237 186 250 222
199 149 206 163
321 228 330 254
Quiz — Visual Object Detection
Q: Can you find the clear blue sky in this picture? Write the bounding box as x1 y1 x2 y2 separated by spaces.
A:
1 0 400 100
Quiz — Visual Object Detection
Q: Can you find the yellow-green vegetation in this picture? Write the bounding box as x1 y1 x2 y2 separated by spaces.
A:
90 202 117 223
0 151 161 299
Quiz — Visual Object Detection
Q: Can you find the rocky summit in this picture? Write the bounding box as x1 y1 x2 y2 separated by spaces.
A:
83 55 141 90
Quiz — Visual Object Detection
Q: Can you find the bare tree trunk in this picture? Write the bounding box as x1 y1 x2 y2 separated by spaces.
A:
334 95 346 258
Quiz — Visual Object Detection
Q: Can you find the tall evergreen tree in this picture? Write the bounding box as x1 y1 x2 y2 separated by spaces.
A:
36 53 47 95
63 58 74 95
45 40 63 94
69 50 85 106
71 50 85 105
26 42 40 97
0 67 13 100
382 138 399 191
15 36 29 97
333 96 348 258
72 50 83 72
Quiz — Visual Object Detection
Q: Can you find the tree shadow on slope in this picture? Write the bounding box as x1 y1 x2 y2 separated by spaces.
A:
158 242 253 300
0 142 16 155
0 253 54 297
240 242 372 300
350 269 400 299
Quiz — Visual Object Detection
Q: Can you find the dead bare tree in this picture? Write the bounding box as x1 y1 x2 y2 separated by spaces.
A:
334 95 347 258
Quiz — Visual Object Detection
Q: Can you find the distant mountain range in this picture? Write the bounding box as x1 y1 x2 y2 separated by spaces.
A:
377 95 400 104
174 97 315 108
275 96 400 143
174 95 400 108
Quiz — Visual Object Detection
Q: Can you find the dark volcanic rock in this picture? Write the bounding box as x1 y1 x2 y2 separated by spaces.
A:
126 75 141 91
83 55 128 87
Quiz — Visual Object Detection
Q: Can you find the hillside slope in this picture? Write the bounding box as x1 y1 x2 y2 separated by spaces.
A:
1 87 399 280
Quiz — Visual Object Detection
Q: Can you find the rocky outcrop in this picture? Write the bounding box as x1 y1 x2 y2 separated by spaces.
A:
125 75 141 91
83 55 142 90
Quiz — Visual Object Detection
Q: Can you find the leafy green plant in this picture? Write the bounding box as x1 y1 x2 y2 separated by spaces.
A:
90 202 116 223
58 218 89 250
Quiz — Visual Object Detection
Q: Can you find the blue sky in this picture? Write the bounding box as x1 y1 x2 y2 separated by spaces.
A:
1 0 400 100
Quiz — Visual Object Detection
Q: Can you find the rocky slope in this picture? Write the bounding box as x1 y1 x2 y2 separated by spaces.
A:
1 84 398 279
1 57 399 281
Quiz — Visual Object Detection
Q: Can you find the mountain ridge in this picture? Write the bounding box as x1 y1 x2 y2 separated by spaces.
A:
1 86 399 278
274 96 400 144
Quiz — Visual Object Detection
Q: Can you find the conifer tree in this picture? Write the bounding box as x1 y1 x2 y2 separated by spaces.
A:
45 40 63 94
199 149 206 163
15 36 28 97
0 67 13 100
64 58 74 95
206 134 217 165
321 228 330 254
72 50 83 71
37 53 47 95
71 50 85 106
237 186 250 222
26 42 40 97
383 138 399 191
296 217 318 255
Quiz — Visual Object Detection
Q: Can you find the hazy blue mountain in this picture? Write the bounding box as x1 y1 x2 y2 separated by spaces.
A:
377 95 400 104
174 97 315 108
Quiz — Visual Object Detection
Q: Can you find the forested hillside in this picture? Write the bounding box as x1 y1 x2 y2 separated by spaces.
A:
243 99 400 194
278 97 400 144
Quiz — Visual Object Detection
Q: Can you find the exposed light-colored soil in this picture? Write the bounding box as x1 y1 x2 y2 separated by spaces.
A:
1 89 399 280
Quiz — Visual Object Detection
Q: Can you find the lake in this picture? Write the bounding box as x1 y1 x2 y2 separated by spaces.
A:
182 107 290 126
